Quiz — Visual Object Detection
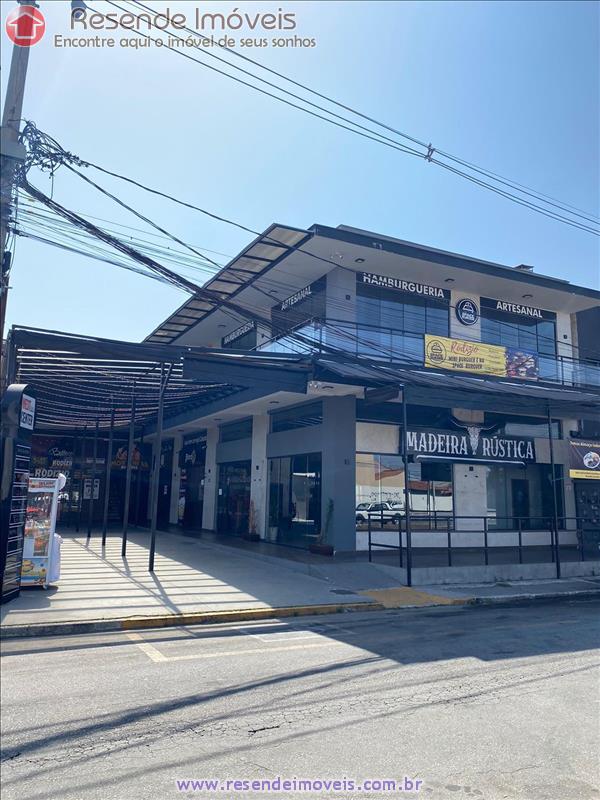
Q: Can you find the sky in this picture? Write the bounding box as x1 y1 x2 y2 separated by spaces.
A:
1 0 599 343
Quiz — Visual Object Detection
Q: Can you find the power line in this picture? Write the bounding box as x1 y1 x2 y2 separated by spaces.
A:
118 0 599 232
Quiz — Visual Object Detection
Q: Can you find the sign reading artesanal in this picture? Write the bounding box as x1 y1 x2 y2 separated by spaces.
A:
481 297 556 321
569 440 600 480
424 334 539 379
407 428 536 463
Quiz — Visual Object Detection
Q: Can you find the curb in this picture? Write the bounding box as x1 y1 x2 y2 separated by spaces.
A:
2 589 598 640
0 601 385 640
465 588 600 606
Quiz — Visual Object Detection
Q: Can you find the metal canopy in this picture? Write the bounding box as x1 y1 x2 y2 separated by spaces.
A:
144 224 311 345
312 356 600 421
6 327 247 431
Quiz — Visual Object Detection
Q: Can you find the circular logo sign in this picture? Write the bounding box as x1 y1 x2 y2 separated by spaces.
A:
455 298 479 326
5 5 45 47
583 451 600 470
426 339 447 364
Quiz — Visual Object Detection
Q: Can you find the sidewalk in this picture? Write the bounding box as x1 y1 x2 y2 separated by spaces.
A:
2 528 599 638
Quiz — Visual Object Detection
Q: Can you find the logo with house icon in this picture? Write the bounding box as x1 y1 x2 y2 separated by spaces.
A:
5 5 45 47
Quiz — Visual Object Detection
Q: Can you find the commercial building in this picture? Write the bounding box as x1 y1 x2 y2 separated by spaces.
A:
142 224 600 561
5 223 600 584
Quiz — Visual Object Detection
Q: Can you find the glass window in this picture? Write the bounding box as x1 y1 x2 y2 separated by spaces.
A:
355 454 453 531
219 419 253 443
268 453 322 547
271 402 323 433
356 284 449 342
485 463 563 530
480 307 557 358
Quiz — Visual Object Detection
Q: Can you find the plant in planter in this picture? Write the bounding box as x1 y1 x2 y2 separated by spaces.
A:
310 498 334 555
244 500 261 542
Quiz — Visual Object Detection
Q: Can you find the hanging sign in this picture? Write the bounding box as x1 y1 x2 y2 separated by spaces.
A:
569 440 600 480
20 394 36 430
424 334 538 379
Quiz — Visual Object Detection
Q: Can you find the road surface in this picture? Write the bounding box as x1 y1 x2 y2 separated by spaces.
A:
1 600 599 799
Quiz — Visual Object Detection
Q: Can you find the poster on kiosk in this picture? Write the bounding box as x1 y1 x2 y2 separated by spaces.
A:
21 474 66 588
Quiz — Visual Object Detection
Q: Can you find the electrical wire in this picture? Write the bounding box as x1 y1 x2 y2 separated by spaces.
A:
127 0 599 225
113 0 600 233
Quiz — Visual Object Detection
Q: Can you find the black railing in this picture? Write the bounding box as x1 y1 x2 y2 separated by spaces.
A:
366 514 600 584
258 317 600 390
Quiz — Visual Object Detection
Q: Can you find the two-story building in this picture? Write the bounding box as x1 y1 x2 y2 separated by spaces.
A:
141 223 600 561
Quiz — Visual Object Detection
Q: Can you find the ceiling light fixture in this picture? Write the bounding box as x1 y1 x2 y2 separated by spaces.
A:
444 278 455 283
522 294 533 299
354 258 365 264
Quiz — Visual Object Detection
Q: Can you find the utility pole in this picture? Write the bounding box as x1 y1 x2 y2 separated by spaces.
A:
0 1 37 351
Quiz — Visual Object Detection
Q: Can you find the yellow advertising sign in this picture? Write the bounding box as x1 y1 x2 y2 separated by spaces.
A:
424 335 506 376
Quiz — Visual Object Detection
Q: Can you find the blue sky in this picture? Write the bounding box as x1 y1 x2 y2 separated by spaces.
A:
2 0 598 342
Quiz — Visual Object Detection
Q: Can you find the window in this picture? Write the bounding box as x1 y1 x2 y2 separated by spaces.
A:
356 454 453 531
219 418 253 443
268 453 322 547
485 464 563 530
356 283 449 362
481 313 556 352
270 402 323 433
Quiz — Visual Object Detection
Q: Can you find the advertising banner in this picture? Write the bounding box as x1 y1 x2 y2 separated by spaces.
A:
424 335 538 379
569 440 600 480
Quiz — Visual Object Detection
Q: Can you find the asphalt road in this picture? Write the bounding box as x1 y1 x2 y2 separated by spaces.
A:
1 600 599 800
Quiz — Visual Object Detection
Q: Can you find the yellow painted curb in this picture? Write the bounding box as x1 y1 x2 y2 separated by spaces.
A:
119 602 385 631
359 587 471 608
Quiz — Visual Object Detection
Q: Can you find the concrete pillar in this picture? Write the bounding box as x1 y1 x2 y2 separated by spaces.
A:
450 290 481 342
250 414 269 538
453 463 487 531
201 427 219 531
326 266 357 323
321 395 357 552
168 434 183 524
556 312 574 384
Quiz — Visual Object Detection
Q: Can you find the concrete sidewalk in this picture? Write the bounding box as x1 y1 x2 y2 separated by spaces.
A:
2 528 599 638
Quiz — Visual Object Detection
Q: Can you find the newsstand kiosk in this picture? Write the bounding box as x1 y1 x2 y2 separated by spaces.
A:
1 384 36 604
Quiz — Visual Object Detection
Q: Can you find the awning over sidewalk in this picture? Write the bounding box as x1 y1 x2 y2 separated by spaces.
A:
6 327 313 431
312 356 600 421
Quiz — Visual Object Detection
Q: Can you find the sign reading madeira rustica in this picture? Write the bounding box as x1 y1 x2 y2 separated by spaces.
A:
407 428 536 463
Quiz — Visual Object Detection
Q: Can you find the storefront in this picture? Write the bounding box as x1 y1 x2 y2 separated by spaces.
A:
177 433 206 530
216 460 251 536
267 453 322 547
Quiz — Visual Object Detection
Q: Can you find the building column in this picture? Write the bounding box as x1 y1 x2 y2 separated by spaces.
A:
169 433 183 525
453 464 488 530
201 427 219 531
451 408 486 530
250 414 269 538
321 395 357 552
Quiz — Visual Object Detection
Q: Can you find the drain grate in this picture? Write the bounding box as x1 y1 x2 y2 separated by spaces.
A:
329 588 358 595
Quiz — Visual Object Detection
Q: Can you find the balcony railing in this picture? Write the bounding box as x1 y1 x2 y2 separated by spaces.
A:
258 318 600 390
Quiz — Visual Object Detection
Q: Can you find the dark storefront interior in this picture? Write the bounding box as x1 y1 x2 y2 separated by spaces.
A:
268 453 322 548
217 461 252 536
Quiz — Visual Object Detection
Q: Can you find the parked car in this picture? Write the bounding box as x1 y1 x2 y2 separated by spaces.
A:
356 501 404 525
